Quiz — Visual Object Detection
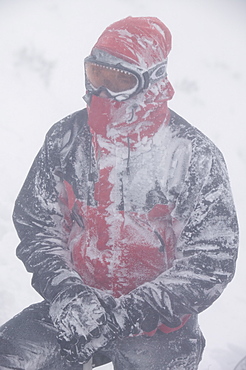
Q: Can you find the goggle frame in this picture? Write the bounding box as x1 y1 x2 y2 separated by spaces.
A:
84 50 167 101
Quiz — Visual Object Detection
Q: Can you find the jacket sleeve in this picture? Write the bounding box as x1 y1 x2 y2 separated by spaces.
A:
13 113 86 303
122 138 239 327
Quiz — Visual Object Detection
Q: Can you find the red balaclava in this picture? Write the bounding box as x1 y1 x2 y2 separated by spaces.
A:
86 16 174 146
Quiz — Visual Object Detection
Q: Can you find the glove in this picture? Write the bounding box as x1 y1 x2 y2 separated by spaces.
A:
118 293 160 334
57 321 117 364
96 284 182 337
118 286 183 331
56 287 161 364
49 284 106 343
96 290 160 337
50 285 119 364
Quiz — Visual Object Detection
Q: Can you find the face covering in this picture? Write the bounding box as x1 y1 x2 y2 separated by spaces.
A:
86 16 174 147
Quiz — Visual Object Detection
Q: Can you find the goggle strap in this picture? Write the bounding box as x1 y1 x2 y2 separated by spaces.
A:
142 71 150 89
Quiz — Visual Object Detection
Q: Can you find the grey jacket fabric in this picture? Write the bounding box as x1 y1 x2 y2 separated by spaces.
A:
13 108 239 328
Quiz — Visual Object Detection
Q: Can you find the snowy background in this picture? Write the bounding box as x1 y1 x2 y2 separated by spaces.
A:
0 0 245 369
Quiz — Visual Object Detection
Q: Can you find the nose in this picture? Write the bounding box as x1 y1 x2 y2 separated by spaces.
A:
99 90 109 99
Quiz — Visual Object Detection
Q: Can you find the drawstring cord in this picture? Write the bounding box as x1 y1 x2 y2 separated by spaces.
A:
127 136 131 176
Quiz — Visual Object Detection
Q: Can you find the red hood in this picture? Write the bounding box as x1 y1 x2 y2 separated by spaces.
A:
93 16 172 67
87 16 174 145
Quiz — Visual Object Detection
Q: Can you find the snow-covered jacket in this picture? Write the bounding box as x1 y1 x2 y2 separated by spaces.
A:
13 108 239 333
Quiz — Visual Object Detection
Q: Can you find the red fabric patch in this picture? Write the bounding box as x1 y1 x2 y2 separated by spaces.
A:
93 16 172 67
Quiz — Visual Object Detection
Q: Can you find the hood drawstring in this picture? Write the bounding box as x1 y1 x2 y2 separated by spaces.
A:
127 104 138 124
127 136 131 176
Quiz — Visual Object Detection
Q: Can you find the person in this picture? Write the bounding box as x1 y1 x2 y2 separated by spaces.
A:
0 16 239 370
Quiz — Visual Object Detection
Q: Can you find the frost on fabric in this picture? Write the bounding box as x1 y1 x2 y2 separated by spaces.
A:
13 109 238 319
69 109 237 312
111 29 161 69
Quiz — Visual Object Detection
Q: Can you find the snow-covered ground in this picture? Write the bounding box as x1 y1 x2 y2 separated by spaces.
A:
0 0 245 369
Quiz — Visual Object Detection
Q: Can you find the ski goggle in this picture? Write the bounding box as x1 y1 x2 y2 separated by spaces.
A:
84 52 167 101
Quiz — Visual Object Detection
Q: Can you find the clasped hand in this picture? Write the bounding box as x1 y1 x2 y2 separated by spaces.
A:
49 286 120 364
50 286 160 364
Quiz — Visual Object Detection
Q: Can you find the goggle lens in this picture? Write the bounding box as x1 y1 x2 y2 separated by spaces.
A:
85 62 138 93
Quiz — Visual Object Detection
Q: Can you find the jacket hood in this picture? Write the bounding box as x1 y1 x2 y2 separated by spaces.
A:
92 16 172 68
